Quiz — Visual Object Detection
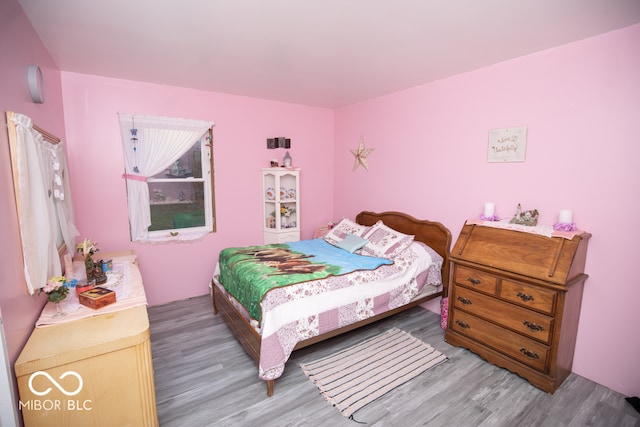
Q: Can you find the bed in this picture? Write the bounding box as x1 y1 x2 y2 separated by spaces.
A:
211 211 452 396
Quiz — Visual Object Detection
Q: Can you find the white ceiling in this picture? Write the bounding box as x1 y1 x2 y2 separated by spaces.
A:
19 0 640 108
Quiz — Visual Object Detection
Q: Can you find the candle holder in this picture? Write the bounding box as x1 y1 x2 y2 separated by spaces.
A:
479 214 500 221
553 222 577 231
554 209 576 231
480 202 499 221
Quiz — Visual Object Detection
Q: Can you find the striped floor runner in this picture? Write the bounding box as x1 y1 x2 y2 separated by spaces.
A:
300 327 447 419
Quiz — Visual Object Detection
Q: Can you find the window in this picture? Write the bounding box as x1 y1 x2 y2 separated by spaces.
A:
119 114 216 243
148 137 211 232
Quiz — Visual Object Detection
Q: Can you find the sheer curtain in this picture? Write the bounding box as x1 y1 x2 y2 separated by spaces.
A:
46 141 79 254
118 114 214 242
9 113 79 294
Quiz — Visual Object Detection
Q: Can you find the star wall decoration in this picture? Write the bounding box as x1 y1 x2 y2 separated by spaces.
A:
350 136 374 171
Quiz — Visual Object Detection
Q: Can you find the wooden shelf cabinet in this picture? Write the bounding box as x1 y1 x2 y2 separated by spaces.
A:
262 167 300 244
444 223 591 393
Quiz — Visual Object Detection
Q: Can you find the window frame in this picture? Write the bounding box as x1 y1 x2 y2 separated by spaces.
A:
144 129 216 241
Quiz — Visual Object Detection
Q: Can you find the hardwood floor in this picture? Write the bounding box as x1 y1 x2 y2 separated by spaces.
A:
148 295 640 426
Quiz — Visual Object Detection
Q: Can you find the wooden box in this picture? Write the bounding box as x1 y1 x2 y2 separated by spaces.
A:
79 286 116 309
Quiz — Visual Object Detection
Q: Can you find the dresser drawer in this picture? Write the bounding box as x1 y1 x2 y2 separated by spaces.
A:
500 279 557 315
451 310 549 372
454 265 497 295
453 286 553 344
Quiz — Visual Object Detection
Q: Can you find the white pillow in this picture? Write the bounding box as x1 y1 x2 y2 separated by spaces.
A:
323 218 369 245
361 220 414 258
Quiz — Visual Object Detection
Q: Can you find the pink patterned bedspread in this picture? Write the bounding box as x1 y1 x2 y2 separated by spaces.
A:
213 241 443 381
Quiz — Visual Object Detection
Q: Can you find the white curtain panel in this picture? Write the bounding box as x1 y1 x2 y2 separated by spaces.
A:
10 113 63 294
118 113 213 242
46 141 79 254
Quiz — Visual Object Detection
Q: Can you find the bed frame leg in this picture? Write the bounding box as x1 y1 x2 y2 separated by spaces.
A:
211 280 219 315
267 380 274 397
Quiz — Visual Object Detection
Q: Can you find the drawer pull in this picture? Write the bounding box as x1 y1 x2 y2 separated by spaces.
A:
456 296 473 305
467 277 481 285
523 321 544 332
455 320 471 329
520 348 540 360
516 292 535 302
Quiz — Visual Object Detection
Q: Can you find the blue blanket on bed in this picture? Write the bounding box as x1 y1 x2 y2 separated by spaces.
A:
218 238 392 321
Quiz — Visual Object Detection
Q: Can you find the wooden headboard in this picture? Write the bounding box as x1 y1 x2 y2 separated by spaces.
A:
356 211 452 290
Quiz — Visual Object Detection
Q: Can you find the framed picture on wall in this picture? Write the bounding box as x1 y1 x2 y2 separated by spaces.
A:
487 126 527 162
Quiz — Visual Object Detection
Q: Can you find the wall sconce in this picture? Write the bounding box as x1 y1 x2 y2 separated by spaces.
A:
267 137 291 149
27 65 45 104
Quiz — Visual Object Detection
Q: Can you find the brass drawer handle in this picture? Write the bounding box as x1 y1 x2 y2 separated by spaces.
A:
467 277 481 285
523 321 544 332
516 292 535 302
455 320 471 329
520 348 540 360
456 296 473 305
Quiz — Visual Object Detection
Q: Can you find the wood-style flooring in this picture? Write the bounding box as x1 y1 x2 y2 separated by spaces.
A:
148 295 640 426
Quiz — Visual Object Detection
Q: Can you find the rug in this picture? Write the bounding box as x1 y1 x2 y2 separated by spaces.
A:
300 327 447 419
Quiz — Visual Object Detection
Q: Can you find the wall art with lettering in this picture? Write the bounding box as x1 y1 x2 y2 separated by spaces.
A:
487 126 527 162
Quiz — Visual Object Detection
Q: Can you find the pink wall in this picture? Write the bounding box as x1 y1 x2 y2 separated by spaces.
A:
60 73 335 305
0 0 67 402
333 25 640 397
3 0 638 408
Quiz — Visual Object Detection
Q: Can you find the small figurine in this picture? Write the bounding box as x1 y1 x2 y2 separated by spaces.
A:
93 260 108 285
510 203 539 226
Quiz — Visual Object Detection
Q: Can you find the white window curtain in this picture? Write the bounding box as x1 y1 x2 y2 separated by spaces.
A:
48 142 79 254
118 114 214 242
9 113 79 294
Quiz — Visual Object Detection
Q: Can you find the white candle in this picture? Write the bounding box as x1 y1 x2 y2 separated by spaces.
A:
558 209 573 223
484 202 495 218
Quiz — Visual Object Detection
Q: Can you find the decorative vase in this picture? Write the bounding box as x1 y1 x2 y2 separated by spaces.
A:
53 302 65 317
283 151 292 167
85 256 95 281
76 280 95 297
48 291 67 317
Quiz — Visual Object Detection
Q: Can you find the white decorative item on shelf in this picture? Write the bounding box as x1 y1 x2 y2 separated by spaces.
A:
266 187 275 200
262 167 300 244
283 151 292 167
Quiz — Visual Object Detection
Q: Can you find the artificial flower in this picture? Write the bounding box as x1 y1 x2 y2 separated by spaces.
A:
39 276 71 303
77 238 99 258
553 222 578 232
280 205 295 217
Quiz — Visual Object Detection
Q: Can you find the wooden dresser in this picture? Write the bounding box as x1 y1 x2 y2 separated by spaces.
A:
444 222 591 393
15 252 158 426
